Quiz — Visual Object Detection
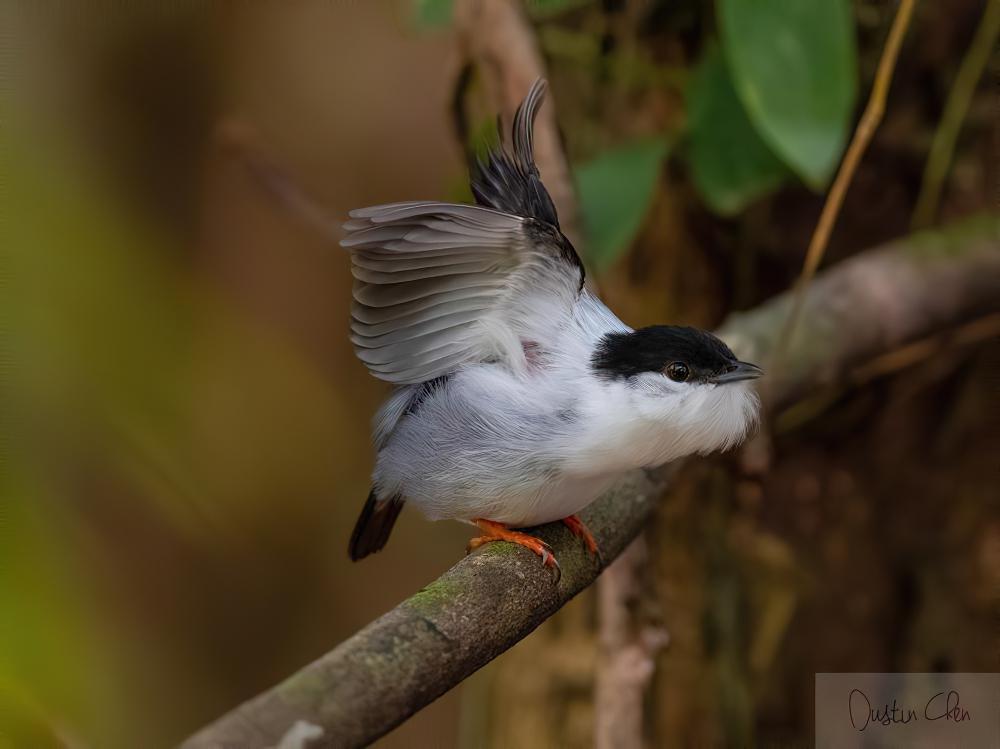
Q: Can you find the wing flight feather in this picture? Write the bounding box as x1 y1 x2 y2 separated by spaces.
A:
341 79 584 385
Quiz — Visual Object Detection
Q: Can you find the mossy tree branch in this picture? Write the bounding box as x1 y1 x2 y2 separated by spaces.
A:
182 215 1000 749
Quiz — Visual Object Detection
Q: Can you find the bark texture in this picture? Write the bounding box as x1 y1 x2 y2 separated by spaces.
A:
182 215 1000 749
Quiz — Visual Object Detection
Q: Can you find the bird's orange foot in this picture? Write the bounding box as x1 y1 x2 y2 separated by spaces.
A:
562 514 602 563
467 519 560 581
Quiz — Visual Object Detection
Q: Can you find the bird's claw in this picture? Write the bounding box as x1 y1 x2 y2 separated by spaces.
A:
561 514 603 565
468 519 561 583
539 546 561 583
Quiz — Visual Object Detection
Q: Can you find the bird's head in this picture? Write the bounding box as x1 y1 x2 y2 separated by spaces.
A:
591 325 762 456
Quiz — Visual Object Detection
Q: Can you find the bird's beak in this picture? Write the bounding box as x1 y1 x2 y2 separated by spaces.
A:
710 361 764 384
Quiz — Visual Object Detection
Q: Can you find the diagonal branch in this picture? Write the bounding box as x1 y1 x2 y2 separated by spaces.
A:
181 215 1000 749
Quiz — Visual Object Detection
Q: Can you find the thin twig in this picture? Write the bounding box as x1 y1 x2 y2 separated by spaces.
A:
215 119 341 239
911 0 1000 229
848 311 1000 383
774 310 1000 433
771 0 918 372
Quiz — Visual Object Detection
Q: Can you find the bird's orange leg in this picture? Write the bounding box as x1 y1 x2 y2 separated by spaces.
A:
467 519 560 579
562 514 602 561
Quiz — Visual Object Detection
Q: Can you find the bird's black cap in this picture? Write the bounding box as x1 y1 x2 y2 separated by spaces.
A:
592 326 761 384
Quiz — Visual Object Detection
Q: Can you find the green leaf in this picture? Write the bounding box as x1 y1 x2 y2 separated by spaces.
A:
413 0 453 28
687 45 789 215
718 0 857 188
575 138 669 271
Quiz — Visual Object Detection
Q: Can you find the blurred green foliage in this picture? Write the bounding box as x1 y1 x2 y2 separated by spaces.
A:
525 0 596 19
3 104 355 743
687 45 789 215
574 138 669 271
438 0 858 265
0 469 108 749
717 0 857 188
469 115 502 162
2 145 120 745
413 0 591 27
413 0 454 29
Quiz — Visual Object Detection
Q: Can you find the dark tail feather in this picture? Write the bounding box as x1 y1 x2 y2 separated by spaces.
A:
469 78 560 228
348 490 404 561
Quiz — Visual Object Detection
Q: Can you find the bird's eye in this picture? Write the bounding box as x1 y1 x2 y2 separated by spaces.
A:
666 362 690 382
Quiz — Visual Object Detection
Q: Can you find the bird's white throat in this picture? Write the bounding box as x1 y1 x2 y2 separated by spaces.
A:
562 372 760 476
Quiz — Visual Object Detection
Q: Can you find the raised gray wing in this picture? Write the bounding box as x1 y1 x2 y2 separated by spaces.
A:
341 201 583 384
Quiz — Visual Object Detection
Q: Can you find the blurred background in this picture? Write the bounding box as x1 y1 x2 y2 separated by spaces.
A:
3 0 998 746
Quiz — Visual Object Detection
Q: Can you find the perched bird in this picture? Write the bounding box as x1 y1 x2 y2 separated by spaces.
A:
343 79 761 574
